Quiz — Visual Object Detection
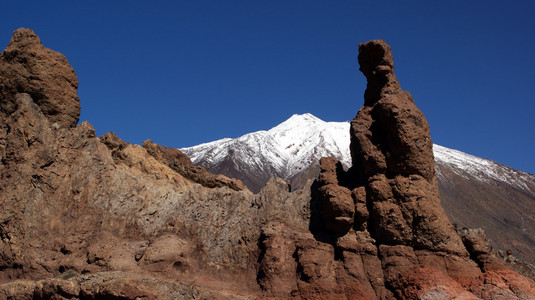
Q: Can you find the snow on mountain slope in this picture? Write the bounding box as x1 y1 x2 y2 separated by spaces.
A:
181 113 535 267
181 113 534 192
433 144 534 192
182 113 351 181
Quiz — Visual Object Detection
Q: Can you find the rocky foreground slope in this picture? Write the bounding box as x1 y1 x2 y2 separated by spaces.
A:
1 29 534 299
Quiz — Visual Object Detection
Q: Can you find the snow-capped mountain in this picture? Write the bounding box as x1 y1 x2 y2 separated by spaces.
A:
182 113 534 194
433 144 534 192
181 113 535 265
182 113 351 191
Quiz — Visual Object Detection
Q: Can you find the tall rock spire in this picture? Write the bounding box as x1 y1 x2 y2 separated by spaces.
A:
358 40 401 106
349 39 465 253
305 40 535 298
351 40 435 182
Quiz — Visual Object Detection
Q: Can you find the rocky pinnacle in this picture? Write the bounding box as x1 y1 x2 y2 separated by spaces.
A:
308 40 535 298
349 40 467 254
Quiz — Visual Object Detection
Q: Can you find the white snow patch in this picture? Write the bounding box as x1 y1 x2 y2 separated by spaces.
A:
181 113 534 191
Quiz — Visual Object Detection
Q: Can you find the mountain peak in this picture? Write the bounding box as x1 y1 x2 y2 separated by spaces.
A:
289 112 321 121
271 113 324 130
181 114 351 192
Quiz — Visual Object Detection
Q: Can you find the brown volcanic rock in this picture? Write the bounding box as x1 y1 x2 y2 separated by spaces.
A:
1 29 534 299
257 40 535 299
351 40 466 254
0 89 305 297
142 139 246 191
317 157 355 233
0 28 80 128
351 40 435 181
0 28 312 298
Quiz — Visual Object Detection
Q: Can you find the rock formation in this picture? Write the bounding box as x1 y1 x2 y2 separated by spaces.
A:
258 40 535 299
0 29 534 299
142 139 246 191
182 114 535 268
350 40 467 254
0 28 310 299
0 28 80 129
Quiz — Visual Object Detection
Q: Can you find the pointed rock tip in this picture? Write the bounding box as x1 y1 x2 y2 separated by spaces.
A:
7 28 42 49
358 39 394 77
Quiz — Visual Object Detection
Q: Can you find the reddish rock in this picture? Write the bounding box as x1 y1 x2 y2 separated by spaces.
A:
142 139 246 191
0 28 80 128
256 39 535 299
397 268 480 299
1 29 535 299
317 157 355 233
350 40 468 256
257 222 302 297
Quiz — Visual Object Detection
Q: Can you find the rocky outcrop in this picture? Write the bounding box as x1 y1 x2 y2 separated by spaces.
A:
257 40 535 299
99 133 246 191
0 28 80 129
0 89 311 296
1 29 534 299
142 139 246 191
183 115 535 269
349 40 467 254
316 157 355 233
0 29 311 298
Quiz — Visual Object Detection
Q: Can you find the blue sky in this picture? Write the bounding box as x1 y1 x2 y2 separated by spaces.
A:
2 1 534 174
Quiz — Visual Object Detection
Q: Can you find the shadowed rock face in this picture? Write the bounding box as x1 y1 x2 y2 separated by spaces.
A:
350 40 466 254
352 40 435 182
1 30 534 299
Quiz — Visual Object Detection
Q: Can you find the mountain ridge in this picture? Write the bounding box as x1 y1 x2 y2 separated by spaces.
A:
182 113 535 190
181 113 535 265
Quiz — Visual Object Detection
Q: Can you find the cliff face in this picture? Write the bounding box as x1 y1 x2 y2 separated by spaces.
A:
0 29 534 299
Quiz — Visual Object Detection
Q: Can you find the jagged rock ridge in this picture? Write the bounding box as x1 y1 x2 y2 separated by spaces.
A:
0 28 311 299
0 29 534 299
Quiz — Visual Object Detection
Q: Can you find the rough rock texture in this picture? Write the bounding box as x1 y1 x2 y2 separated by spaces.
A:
256 40 535 299
0 29 311 298
142 139 246 191
183 116 535 269
1 30 534 299
0 28 80 128
0 89 311 297
349 40 466 254
316 157 355 233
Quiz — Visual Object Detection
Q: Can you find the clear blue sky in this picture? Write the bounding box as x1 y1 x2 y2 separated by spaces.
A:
2 1 534 174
